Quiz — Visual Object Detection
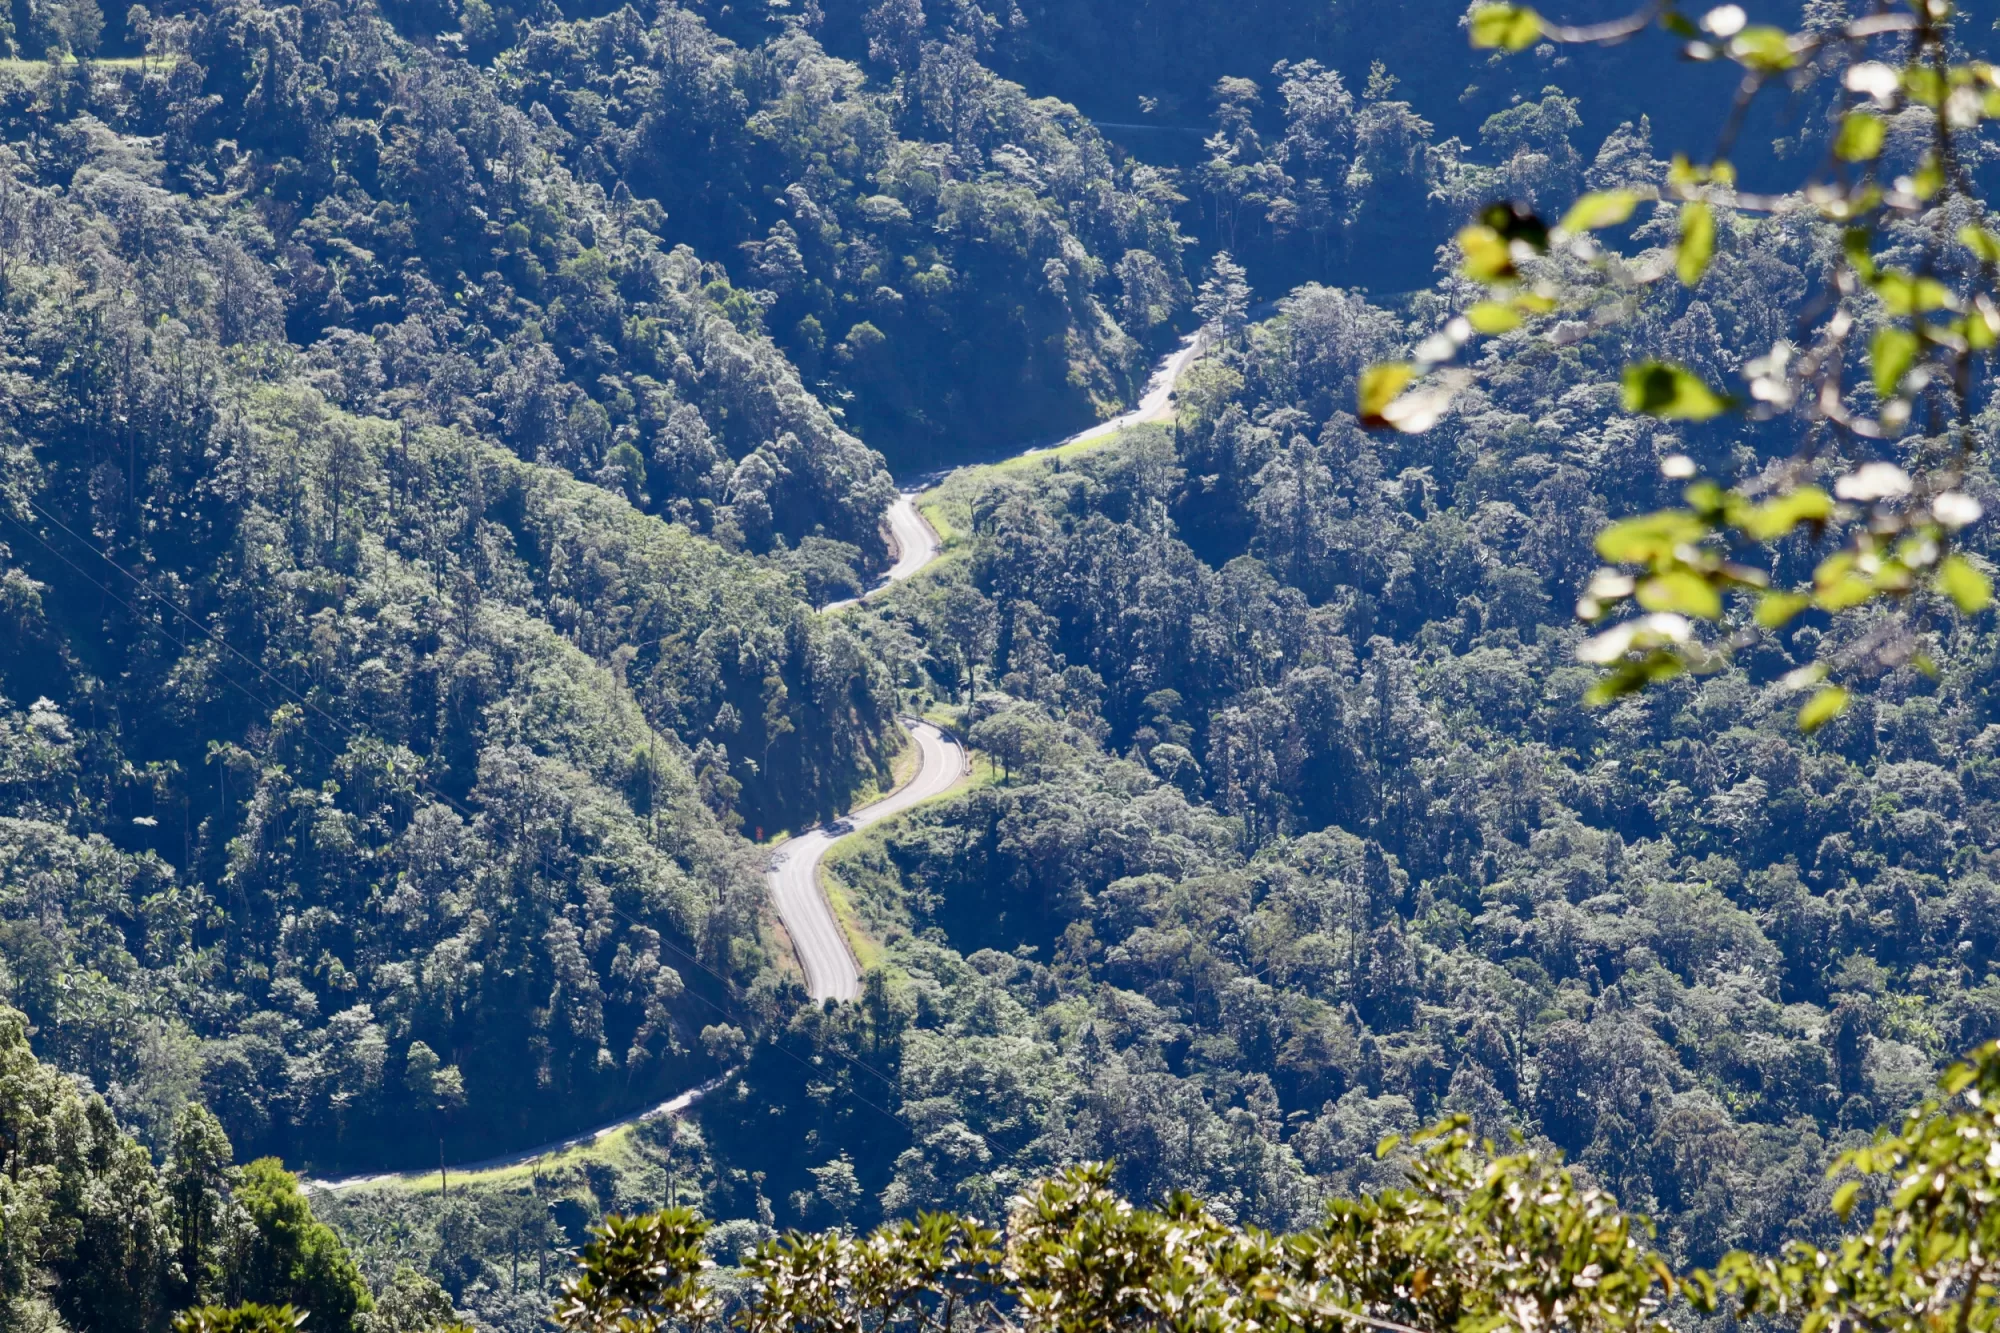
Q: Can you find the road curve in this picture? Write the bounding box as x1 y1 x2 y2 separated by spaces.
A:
824 331 1201 612
305 725 969 1189
818 493 940 613
765 718 970 1002
1083 328 1205 437
303 1068 738 1194
1005 328 1204 463
882 495 939 584
304 337 1198 1186
782 333 1200 990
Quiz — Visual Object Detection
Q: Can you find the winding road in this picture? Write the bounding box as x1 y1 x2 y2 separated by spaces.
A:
305 1071 735 1194
819 494 940 612
772 329 1202 1000
765 719 971 1002
822 326 1201 613
305 332 1205 1191
1025 327 1204 452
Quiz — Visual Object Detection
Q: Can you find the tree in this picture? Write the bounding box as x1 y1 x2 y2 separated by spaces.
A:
173 1304 307 1333
1195 250 1253 343
562 1045 2000 1333
230 1159 373 1333
554 1125 1676 1333
361 1267 469 1333
1702 1040 2000 1333
168 1104 239 1304
403 1042 466 1117
807 1154 862 1223
1362 1 2000 727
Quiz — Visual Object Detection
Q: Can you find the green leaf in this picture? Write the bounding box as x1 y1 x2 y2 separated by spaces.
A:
1357 362 1416 427
1913 152 1944 200
1815 576 1875 611
1595 510 1708 564
1677 202 1715 286
1456 224 1514 282
1738 486 1833 541
1479 200 1549 250
1754 591 1812 628
1875 271 1951 316
1831 1181 1861 1220
1870 326 1917 399
1960 226 2000 264
1621 361 1732 420
1465 301 1522 334
1903 64 1944 108
1798 684 1850 733
1728 26 1795 72
1560 190 1639 233
1938 555 1993 613
1813 553 1878 611
1682 479 1729 516
1834 112 1886 162
1469 4 1544 50
1637 570 1722 619
1967 305 2000 352
1843 227 1877 282
1584 650 1686 705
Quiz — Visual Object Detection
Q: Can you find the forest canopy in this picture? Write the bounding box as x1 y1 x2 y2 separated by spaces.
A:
0 0 1997 1330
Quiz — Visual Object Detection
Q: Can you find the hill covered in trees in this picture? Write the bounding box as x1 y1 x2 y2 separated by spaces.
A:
3 0 2000 1330
0 0 1195 1180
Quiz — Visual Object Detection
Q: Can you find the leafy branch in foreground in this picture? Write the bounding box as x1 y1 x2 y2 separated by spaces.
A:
1361 0 2000 727
1696 1040 2000 1333
556 1124 1677 1333
559 1044 2000 1333
171 1307 307 1333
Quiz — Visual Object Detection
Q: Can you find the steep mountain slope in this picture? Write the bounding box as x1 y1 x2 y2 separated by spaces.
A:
0 52 904 1172
0 0 1208 1179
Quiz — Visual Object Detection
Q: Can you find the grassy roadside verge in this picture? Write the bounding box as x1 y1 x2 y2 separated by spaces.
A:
0 55 172 78
818 742 999 972
812 735 925 974
819 824 910 969
309 1067 717 1210
915 422 1169 550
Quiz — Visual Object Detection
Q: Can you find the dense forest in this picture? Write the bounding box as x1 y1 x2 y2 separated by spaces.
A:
2 0 1999 1327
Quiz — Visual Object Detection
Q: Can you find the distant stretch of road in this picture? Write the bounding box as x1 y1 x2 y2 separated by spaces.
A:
824 329 1202 612
1031 328 1204 451
881 495 938 584
305 1068 736 1194
764 719 970 1002
819 494 939 613
777 332 1202 997
306 336 1204 1189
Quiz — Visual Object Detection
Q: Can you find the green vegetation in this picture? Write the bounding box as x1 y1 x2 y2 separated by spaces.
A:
555 1042 2000 1333
3 0 2000 1329
917 423 1171 551
822 829 895 974
0 1004 402 1333
1370 1 2000 726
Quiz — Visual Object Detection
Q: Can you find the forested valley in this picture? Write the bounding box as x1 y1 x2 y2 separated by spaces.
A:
0 0 1998 1329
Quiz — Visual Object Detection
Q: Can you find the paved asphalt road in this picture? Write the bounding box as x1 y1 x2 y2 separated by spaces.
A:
821 329 1200 612
306 1069 737 1193
764 719 970 1002
305 334 1203 1189
818 493 940 612
781 331 1200 994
